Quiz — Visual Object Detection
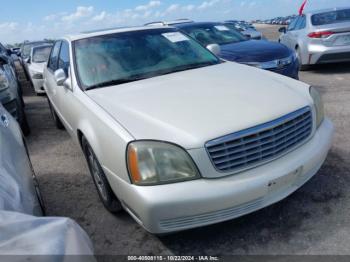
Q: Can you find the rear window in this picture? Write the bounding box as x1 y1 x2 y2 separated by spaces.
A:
311 9 350 26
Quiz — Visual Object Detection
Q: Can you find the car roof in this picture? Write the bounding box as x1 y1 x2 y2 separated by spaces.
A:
172 21 222 29
305 6 350 15
64 25 169 41
145 19 194 26
32 44 53 50
23 41 51 45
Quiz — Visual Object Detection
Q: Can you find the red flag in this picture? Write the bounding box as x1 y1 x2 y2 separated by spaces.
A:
299 0 307 15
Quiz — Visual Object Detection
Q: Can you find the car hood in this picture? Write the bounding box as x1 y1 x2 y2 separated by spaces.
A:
87 62 311 149
28 62 45 73
219 40 291 63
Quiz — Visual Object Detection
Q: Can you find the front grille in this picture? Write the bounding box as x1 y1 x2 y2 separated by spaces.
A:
206 107 313 173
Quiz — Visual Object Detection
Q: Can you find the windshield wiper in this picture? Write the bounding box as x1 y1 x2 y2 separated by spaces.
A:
166 61 218 74
85 77 146 91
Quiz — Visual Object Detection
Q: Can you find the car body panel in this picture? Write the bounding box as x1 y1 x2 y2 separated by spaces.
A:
279 8 350 65
0 104 42 216
87 62 310 150
107 119 333 233
174 22 299 79
0 61 21 121
219 40 291 62
43 27 333 233
28 62 46 93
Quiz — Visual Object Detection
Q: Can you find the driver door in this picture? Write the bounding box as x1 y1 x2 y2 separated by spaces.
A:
44 41 62 115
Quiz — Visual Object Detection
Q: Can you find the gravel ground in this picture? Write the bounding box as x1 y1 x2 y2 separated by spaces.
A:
22 25 350 255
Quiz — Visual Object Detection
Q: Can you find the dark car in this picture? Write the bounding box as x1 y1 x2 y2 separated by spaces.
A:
173 22 299 79
0 53 30 135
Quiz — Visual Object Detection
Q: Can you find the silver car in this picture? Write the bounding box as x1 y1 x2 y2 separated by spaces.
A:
0 103 43 215
0 103 95 257
278 7 350 70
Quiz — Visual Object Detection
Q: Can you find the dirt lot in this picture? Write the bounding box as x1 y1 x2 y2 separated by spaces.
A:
22 25 350 255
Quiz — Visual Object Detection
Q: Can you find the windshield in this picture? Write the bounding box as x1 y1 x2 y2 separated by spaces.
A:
32 46 52 63
312 9 350 26
74 29 220 89
180 24 247 46
22 42 51 58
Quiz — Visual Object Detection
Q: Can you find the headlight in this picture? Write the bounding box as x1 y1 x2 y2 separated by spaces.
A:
243 54 295 70
310 86 325 128
31 72 43 79
0 72 9 91
127 141 200 186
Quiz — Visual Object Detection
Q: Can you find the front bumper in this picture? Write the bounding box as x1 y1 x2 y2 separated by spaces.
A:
268 59 299 79
31 78 45 94
108 119 333 234
307 43 350 65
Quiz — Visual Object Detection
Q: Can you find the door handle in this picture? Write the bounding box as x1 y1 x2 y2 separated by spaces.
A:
0 113 9 127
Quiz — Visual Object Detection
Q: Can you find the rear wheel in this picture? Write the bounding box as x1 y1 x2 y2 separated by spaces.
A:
47 98 64 130
81 136 122 213
296 48 310 71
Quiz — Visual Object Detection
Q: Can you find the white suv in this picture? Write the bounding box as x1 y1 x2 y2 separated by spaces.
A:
44 26 334 234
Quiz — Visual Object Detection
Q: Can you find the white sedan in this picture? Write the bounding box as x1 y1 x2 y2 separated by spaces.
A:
27 44 52 94
44 26 334 234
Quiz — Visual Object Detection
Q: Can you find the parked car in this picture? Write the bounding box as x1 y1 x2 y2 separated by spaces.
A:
11 47 21 56
0 54 30 135
20 40 53 80
44 26 333 234
278 7 350 70
160 21 299 79
27 44 53 94
225 21 263 40
0 103 43 215
0 103 95 258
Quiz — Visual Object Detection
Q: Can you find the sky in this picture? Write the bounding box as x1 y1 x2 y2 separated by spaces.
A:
0 0 349 44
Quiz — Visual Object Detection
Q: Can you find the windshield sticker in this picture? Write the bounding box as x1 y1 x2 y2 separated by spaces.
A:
215 25 230 31
162 32 189 43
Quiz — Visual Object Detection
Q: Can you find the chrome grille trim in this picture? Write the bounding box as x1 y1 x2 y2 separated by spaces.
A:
205 107 313 173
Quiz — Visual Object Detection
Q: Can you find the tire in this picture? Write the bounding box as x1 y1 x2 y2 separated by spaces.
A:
296 48 311 71
81 136 122 213
47 98 64 130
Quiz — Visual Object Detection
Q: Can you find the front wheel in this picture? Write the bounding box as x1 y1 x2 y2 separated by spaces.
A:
81 137 122 213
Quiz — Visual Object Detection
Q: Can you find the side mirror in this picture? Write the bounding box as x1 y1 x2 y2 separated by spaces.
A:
25 57 31 64
206 44 221 56
279 27 286 33
54 69 67 86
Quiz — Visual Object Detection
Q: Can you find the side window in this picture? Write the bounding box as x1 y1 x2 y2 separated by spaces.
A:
48 41 61 71
58 41 70 75
298 16 306 30
287 17 299 31
294 16 306 30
